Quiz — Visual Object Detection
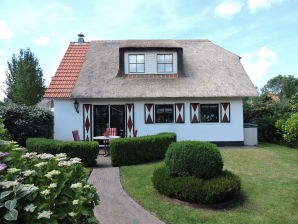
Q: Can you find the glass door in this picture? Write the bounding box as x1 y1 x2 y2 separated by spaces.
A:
110 105 126 137
93 105 109 137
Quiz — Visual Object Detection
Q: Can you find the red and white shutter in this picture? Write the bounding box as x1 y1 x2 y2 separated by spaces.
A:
190 103 200 123
175 103 184 123
126 104 134 137
83 104 92 141
221 103 230 123
144 104 154 124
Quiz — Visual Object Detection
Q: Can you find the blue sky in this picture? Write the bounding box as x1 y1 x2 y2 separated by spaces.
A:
0 0 297 100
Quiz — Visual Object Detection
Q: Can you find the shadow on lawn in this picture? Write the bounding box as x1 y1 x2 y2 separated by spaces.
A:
159 190 249 211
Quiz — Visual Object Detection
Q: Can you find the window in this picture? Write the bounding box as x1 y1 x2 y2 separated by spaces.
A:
128 54 145 73
157 54 173 73
155 104 174 123
200 104 219 123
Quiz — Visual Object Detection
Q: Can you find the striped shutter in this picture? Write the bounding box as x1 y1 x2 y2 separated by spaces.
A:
221 103 230 123
126 104 134 137
144 104 154 124
83 104 92 141
190 103 200 123
175 103 184 123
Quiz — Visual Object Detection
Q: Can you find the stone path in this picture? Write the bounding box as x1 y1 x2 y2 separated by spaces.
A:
88 155 165 224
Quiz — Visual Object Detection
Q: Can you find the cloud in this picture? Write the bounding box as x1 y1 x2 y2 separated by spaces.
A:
33 37 50 46
241 46 277 81
0 20 14 39
0 49 3 56
215 1 243 18
248 0 284 13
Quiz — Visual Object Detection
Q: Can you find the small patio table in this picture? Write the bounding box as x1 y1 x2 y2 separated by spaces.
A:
93 136 120 156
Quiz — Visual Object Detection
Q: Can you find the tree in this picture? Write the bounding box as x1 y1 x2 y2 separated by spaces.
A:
5 48 45 105
261 75 298 100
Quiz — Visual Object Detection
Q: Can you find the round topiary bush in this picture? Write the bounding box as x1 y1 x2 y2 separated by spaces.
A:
152 166 241 204
165 141 223 179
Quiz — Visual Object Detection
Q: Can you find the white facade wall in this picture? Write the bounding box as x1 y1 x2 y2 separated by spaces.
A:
54 98 244 143
124 51 177 74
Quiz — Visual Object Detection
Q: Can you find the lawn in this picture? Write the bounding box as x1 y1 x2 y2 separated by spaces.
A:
120 143 298 224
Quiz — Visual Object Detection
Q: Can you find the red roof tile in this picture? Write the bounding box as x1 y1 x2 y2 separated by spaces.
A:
44 43 90 98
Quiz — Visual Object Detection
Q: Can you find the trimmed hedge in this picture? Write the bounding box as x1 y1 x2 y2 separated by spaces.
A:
26 138 99 166
110 133 176 167
152 166 241 204
165 141 223 179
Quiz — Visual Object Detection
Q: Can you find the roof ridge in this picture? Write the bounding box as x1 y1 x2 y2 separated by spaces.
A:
90 39 210 42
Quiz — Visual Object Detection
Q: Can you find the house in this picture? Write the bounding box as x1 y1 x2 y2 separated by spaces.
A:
44 34 258 146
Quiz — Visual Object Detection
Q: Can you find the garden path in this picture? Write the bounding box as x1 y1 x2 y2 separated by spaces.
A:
88 154 165 224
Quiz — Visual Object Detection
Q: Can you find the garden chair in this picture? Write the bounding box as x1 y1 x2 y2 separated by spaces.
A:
133 129 138 137
72 130 81 141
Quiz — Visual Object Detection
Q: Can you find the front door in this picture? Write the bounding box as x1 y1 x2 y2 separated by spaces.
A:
93 105 126 138
110 105 125 137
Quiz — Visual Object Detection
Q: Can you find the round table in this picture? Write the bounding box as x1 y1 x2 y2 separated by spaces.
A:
93 136 121 156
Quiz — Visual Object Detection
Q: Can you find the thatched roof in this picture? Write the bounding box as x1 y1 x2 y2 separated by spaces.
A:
70 39 258 99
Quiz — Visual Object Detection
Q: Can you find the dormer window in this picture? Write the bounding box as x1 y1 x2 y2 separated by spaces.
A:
121 49 182 77
128 54 145 73
157 54 173 73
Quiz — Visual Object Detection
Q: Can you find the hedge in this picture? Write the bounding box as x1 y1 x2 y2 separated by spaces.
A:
0 104 53 146
152 166 241 204
26 138 99 166
110 133 176 167
165 141 223 179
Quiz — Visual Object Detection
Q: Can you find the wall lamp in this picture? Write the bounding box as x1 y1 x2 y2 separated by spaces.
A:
73 99 79 113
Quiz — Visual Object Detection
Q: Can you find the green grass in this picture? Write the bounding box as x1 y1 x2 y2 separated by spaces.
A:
120 143 298 224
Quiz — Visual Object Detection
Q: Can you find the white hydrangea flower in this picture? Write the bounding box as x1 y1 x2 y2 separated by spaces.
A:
48 183 57 188
34 162 48 168
72 200 79 205
55 157 67 161
40 189 50 195
0 181 19 189
68 212 77 217
24 204 37 213
56 153 67 158
58 161 72 167
83 184 91 189
70 157 82 164
22 152 38 159
22 170 36 177
45 170 61 178
37 153 54 159
70 183 82 189
7 168 21 173
37 210 53 219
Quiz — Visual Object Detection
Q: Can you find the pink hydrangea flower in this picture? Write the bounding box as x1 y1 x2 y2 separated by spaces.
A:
0 163 8 170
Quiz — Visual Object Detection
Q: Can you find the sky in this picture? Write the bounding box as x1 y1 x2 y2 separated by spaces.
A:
0 0 298 100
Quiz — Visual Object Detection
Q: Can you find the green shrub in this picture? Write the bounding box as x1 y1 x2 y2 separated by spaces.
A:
0 104 53 146
110 133 176 167
283 113 298 148
165 141 223 179
152 166 241 204
26 138 99 166
0 140 99 223
0 118 11 141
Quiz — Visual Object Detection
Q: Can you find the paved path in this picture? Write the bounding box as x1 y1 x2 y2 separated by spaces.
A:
88 155 165 224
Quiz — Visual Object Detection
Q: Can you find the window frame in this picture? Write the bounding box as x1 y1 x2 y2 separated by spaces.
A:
200 104 219 123
157 54 173 73
155 104 174 123
128 54 145 73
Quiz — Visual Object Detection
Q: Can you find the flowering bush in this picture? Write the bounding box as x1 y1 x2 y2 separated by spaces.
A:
0 140 99 223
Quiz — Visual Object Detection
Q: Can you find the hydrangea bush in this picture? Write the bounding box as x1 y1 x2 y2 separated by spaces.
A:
0 140 99 223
